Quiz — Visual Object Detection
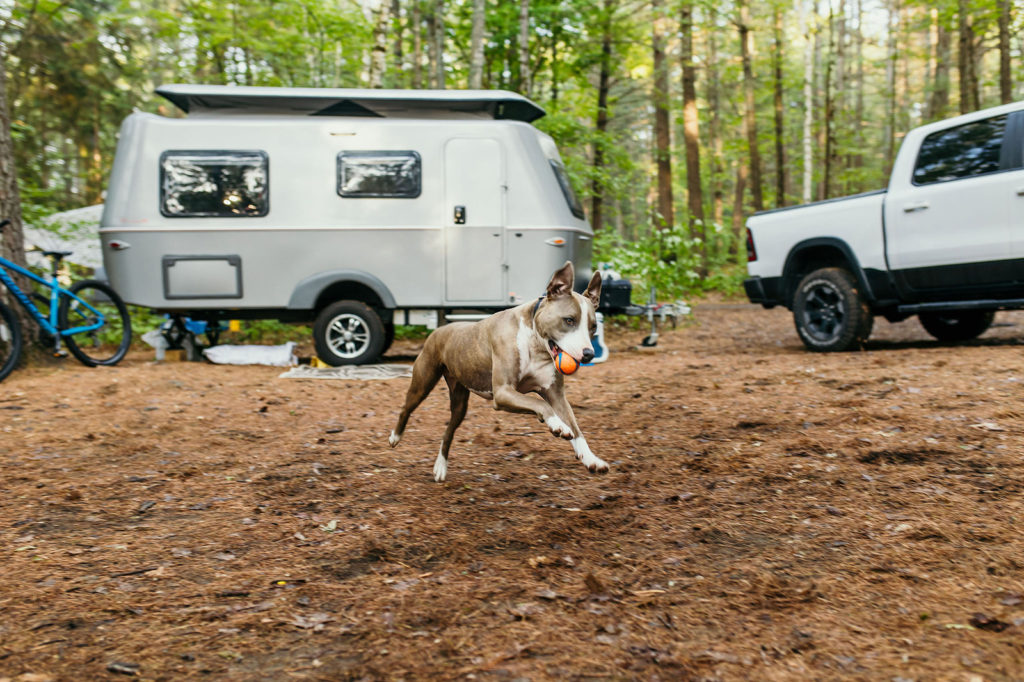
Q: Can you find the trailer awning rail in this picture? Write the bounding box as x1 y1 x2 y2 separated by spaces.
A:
156 84 546 122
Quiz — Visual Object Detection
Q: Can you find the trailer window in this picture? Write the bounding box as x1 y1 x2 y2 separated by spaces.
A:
160 151 268 218
913 115 1008 185
337 151 421 198
549 159 584 219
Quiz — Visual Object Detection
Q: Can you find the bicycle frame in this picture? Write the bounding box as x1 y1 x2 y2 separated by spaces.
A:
0 255 105 338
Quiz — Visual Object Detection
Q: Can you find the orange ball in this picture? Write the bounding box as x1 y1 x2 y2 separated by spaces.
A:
554 351 580 375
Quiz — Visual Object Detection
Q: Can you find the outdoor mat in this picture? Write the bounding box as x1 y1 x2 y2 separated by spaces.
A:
279 364 414 380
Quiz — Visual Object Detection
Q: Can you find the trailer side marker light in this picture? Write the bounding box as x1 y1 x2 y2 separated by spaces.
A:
545 237 566 247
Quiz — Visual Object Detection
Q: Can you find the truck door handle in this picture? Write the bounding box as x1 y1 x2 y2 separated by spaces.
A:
1016 188 1024 196
903 202 930 213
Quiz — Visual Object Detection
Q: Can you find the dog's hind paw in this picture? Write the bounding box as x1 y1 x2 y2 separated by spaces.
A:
586 456 610 474
545 415 574 440
388 430 402 448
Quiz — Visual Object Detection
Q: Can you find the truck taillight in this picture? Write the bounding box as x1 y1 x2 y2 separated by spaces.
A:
746 228 757 262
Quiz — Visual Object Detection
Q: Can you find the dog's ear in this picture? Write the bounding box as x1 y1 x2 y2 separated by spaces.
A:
584 271 602 308
546 260 574 299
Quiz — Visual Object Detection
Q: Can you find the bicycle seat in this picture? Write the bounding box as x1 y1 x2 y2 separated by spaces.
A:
42 250 74 259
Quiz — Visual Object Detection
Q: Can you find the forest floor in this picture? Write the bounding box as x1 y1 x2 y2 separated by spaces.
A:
2 301 1024 681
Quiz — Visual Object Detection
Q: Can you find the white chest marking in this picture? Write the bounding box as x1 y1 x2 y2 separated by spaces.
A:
517 318 555 390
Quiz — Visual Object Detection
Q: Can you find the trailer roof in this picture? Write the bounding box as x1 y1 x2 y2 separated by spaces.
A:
156 84 546 122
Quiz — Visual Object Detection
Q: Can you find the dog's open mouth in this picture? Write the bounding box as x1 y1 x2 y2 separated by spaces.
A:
547 339 560 359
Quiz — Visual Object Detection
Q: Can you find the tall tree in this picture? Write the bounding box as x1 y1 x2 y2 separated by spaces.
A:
927 8 951 120
469 0 485 88
590 0 614 233
680 0 704 273
428 0 445 88
706 5 725 229
737 0 764 213
998 0 1012 104
771 2 786 207
518 0 531 95
368 0 391 88
651 0 673 230
0 43 31 336
800 0 815 203
957 0 978 113
412 0 424 87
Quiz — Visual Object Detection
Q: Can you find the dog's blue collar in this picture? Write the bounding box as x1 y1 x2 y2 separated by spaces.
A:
531 295 545 321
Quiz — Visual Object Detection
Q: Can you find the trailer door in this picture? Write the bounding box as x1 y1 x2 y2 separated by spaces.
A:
444 138 505 303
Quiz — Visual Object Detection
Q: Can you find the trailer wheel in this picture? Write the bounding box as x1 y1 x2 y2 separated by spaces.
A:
792 267 873 352
918 310 994 342
313 300 386 366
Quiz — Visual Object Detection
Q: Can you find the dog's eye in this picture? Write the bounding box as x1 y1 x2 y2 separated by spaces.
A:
564 317 576 326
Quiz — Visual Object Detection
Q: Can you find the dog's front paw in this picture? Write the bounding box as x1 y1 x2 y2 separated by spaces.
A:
545 415 574 440
388 430 401 448
584 455 609 474
433 449 448 483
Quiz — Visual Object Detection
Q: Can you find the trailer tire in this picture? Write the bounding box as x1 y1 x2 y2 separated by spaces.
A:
313 300 386 366
792 267 873 352
918 310 994 342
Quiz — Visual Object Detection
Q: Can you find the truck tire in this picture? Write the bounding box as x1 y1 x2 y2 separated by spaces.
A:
792 267 873 352
313 300 386 366
918 310 994 343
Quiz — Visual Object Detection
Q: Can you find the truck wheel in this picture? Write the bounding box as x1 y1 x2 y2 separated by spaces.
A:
918 310 994 342
313 300 386 366
792 267 873 352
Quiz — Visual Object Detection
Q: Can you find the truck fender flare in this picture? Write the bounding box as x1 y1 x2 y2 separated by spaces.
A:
287 270 397 310
782 237 875 303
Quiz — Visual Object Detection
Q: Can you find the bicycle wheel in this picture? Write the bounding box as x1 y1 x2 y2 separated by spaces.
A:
0 300 22 382
59 279 132 367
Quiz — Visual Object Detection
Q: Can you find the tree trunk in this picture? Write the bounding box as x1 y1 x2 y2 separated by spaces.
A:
590 0 613 233
412 0 423 88
369 0 391 88
730 163 748 260
681 0 704 274
518 0 530 95
772 3 786 208
707 5 724 228
0 51 31 333
884 0 897 175
652 0 673 231
999 0 1012 104
801 1 815 204
822 4 835 201
957 0 976 113
428 0 445 88
391 0 405 87
737 0 764 213
927 11 950 120
469 0 485 89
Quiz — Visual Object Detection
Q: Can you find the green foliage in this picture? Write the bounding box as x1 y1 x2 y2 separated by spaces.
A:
594 222 747 301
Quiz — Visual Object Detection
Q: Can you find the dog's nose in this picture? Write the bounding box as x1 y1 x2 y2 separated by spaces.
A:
581 348 595 364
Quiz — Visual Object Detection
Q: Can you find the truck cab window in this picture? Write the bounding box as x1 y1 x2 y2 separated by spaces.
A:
913 115 1007 185
160 151 268 217
549 159 584 219
338 151 421 198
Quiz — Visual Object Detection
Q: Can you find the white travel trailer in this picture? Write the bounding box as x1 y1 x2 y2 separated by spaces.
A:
101 84 595 364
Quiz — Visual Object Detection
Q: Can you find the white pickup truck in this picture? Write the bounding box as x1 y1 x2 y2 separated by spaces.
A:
745 100 1024 351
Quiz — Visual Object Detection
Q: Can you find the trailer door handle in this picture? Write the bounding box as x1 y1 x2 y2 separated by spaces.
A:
454 205 466 224
1016 188 1024 196
903 202 930 213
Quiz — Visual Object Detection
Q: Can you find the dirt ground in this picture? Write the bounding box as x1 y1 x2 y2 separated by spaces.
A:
2 302 1024 681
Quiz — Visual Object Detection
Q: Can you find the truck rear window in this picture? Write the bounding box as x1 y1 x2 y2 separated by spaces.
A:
913 115 1008 185
160 151 269 218
337 151 421 198
550 159 584 219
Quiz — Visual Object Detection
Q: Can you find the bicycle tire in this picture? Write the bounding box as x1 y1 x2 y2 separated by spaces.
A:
59 279 132 367
0 300 22 382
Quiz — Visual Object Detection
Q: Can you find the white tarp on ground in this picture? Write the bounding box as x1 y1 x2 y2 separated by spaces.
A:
279 364 413 380
204 343 298 367
23 204 104 270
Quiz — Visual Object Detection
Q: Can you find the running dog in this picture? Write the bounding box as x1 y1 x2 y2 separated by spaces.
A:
388 261 608 481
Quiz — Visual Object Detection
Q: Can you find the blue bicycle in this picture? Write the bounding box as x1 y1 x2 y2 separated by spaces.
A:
0 218 132 382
